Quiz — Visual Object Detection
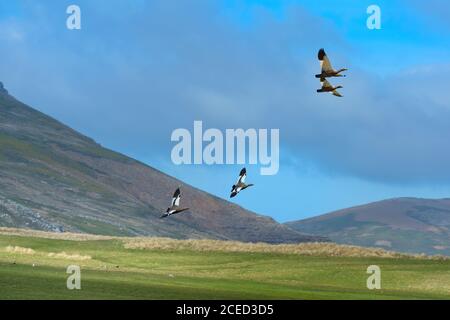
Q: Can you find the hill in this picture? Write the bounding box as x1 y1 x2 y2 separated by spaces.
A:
286 198 450 255
0 81 324 243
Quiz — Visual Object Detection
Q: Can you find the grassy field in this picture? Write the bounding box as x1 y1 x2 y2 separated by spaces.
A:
0 228 448 300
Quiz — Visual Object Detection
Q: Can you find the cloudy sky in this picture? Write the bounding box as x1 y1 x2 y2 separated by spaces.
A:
1 0 450 222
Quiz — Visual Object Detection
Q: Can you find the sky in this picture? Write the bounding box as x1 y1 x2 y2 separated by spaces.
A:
1 0 450 222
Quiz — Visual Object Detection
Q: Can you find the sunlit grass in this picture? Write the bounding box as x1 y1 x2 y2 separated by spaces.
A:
0 228 448 300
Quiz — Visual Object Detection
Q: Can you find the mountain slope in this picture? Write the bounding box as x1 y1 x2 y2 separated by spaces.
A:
286 198 450 255
0 82 326 243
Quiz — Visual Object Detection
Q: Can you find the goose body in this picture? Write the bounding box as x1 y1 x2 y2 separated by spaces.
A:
230 168 254 198
160 188 189 219
317 79 343 97
315 48 347 80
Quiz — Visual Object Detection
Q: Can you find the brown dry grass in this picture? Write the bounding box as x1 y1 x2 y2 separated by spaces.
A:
4 246 35 255
123 237 448 260
2 245 90 261
0 227 447 260
47 252 91 261
0 227 114 241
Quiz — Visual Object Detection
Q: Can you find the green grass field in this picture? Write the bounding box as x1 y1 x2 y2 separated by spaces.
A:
0 229 449 300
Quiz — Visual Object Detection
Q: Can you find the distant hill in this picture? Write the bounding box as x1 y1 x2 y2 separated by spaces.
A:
285 198 450 255
0 82 326 243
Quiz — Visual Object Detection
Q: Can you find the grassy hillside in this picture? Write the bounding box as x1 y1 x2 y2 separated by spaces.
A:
0 228 448 300
286 198 450 256
0 85 323 243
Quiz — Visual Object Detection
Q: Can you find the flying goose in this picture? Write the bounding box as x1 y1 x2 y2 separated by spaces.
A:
317 79 343 97
315 48 347 80
160 188 189 219
230 168 254 198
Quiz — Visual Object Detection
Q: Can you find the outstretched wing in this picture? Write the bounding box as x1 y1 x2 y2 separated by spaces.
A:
237 168 247 184
332 90 343 97
321 79 333 89
318 48 334 73
171 188 181 207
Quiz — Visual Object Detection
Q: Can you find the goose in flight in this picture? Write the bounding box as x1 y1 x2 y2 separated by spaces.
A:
230 168 254 198
315 48 347 80
317 79 343 97
160 188 189 219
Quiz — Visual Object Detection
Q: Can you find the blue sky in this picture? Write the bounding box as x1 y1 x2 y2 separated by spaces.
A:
1 0 450 222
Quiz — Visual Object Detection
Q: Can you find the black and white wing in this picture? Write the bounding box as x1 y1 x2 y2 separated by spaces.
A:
237 168 247 184
318 48 334 73
171 188 181 207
